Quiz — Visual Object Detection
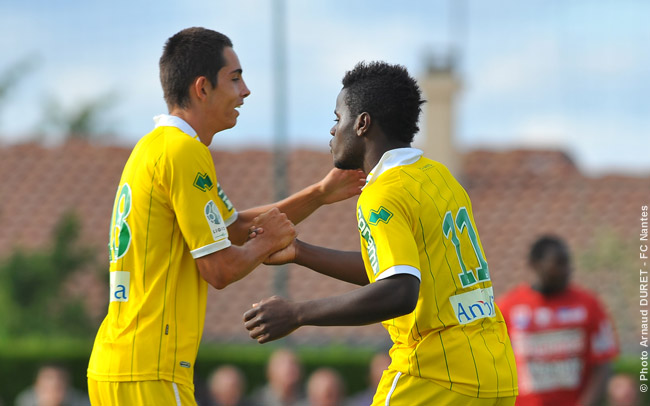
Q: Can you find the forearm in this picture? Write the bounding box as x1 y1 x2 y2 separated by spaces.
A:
198 208 295 289
228 185 323 245
294 240 368 285
244 275 419 343
197 238 275 289
242 183 324 223
577 362 611 406
296 275 419 327
229 168 365 245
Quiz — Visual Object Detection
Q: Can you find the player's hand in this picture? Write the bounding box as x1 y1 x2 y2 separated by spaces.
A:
243 296 299 344
317 168 366 205
247 226 263 241
252 208 296 251
264 238 297 265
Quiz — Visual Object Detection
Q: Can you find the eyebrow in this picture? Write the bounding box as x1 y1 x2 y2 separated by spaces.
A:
230 68 243 75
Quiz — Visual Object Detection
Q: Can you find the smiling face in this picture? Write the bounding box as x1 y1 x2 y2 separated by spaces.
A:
329 89 365 170
206 47 250 133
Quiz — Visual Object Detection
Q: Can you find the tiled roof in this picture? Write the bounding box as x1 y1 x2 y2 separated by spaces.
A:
0 140 646 352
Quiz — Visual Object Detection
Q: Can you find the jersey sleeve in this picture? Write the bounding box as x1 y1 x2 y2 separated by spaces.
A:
586 294 619 363
162 138 236 259
357 186 420 283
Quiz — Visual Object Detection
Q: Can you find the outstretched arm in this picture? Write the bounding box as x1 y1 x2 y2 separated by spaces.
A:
265 239 368 286
243 274 419 343
227 168 365 245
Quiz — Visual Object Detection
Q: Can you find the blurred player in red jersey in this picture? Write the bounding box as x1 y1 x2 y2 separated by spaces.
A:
498 235 619 406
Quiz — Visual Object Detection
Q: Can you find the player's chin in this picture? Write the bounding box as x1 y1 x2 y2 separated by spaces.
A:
222 117 238 130
333 158 362 171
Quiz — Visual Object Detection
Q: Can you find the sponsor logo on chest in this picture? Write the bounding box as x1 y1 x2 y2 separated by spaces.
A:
357 206 379 275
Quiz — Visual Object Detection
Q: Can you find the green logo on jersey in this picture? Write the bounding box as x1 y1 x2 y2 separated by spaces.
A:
109 183 132 263
217 182 234 211
358 206 379 275
193 172 214 192
368 206 393 225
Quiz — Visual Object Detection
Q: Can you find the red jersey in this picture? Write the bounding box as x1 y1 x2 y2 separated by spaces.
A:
497 284 618 406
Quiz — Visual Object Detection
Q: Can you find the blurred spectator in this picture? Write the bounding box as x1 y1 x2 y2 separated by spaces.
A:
15 364 89 406
299 368 346 406
606 373 640 406
205 364 251 406
249 348 306 406
498 235 619 406
348 353 391 406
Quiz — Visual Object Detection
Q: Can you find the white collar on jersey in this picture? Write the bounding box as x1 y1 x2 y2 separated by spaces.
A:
153 114 198 138
364 147 423 189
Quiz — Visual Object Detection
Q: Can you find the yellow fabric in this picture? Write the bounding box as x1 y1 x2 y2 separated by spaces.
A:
88 123 236 389
372 369 516 406
357 153 518 398
88 377 196 406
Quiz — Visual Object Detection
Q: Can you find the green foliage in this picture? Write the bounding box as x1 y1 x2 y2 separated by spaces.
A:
38 92 119 139
0 56 39 127
194 342 378 396
0 212 98 339
0 337 92 402
577 228 635 273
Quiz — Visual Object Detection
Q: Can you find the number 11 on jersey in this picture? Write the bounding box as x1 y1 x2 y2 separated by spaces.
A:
442 207 490 288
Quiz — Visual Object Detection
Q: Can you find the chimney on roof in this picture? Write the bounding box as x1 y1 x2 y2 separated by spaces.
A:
419 52 462 176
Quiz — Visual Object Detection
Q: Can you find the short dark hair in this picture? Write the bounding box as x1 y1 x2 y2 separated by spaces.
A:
159 27 233 109
342 61 425 144
529 235 569 264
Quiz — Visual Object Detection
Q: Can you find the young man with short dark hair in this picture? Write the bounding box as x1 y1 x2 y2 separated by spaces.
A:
87 27 364 405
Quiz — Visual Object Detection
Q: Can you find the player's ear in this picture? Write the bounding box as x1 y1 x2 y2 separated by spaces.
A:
355 112 371 137
191 76 209 102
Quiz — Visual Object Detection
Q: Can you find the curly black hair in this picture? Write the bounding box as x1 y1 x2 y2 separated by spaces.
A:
159 27 233 109
529 235 569 265
341 61 425 144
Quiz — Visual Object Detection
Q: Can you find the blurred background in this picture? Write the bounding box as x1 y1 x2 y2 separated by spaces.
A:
0 0 648 405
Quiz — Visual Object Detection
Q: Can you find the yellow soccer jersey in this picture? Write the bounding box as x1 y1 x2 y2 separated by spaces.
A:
357 148 518 398
88 115 237 389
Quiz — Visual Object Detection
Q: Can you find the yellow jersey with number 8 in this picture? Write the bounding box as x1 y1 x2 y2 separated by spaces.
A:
357 148 517 398
88 115 236 389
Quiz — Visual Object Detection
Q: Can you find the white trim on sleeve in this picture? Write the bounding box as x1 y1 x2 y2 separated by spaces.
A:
375 265 421 282
224 211 238 227
190 238 232 259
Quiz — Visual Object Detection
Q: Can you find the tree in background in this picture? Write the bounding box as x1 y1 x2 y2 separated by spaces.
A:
0 56 39 128
37 91 119 139
0 211 101 339
1 56 119 140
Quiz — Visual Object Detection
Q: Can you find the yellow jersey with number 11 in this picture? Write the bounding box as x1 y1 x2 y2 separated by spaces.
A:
357 148 517 398
88 115 237 389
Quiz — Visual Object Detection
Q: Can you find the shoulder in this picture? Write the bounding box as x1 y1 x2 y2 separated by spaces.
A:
498 284 532 305
164 129 208 156
566 285 607 309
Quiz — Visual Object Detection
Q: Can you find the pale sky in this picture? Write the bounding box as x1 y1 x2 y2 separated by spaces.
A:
1 0 648 175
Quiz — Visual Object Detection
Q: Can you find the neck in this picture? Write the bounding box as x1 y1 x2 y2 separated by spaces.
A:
169 108 214 146
532 282 566 297
363 136 411 174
